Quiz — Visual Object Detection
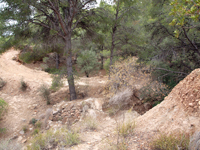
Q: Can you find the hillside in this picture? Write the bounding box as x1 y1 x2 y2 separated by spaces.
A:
0 50 200 149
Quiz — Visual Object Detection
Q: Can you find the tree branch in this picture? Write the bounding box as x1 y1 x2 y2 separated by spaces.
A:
182 27 200 56
154 68 188 75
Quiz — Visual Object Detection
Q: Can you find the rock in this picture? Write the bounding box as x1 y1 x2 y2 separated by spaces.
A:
21 139 27 143
189 103 194 107
19 130 24 135
82 105 89 113
17 136 23 142
33 104 38 109
22 119 26 122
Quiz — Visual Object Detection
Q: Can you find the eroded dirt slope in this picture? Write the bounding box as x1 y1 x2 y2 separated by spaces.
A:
136 69 200 135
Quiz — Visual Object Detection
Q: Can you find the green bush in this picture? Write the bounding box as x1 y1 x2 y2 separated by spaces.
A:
19 52 34 63
28 128 80 149
19 50 44 64
0 98 7 118
20 79 28 91
150 132 189 150
103 57 120 72
140 81 169 106
77 50 100 77
50 75 63 92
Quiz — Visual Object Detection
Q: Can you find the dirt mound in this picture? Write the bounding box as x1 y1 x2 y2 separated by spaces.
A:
136 69 200 135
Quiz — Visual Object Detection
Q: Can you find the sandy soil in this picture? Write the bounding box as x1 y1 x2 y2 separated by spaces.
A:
0 49 107 139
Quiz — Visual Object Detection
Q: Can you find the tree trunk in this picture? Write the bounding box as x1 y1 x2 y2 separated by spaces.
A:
100 46 104 70
109 26 117 77
65 32 77 100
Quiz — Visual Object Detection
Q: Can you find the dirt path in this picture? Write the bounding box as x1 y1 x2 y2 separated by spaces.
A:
0 49 53 138
0 49 107 139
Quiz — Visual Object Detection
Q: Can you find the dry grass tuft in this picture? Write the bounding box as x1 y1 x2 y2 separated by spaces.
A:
116 120 135 138
150 132 190 150
83 116 98 131
28 127 80 150
39 84 51 105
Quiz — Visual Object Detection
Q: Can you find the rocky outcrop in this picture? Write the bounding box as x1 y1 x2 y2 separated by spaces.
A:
51 98 104 126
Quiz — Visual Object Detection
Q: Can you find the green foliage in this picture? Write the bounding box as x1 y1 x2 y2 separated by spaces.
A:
77 50 100 77
140 81 170 106
50 75 63 92
0 128 6 134
103 57 120 72
39 84 50 105
35 121 42 129
66 130 80 146
32 129 40 135
169 0 200 26
20 78 28 91
28 128 80 149
0 98 7 118
30 118 37 126
44 67 60 74
22 125 28 133
150 132 190 150
19 48 46 64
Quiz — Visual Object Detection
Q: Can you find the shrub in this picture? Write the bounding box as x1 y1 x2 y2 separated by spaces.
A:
103 57 119 72
20 79 28 91
150 132 190 150
39 84 50 105
77 50 100 77
189 131 200 150
22 125 28 133
0 98 7 118
35 121 42 129
50 75 63 92
19 50 44 64
106 57 170 105
32 129 40 135
117 121 135 138
19 52 33 63
30 118 37 125
83 116 98 131
0 128 6 134
106 57 143 96
28 128 80 149
0 78 6 90
140 81 169 106
66 130 80 146
0 139 22 150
